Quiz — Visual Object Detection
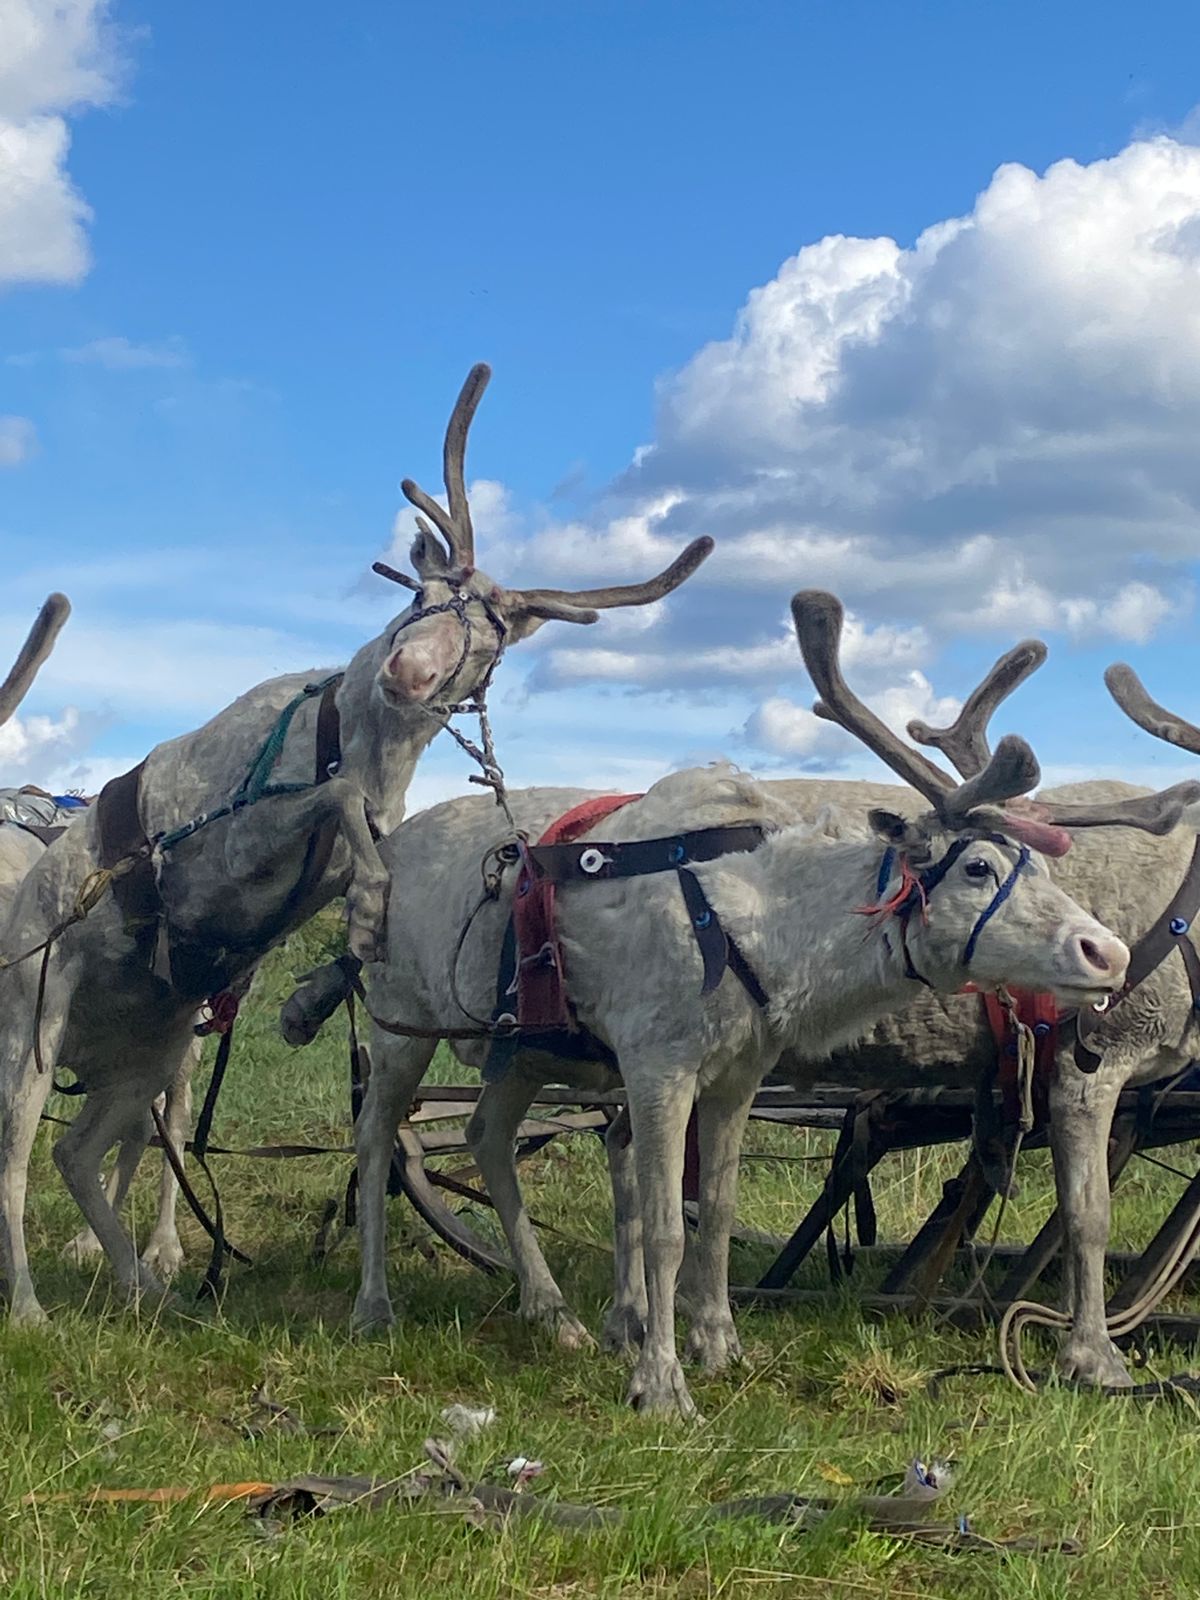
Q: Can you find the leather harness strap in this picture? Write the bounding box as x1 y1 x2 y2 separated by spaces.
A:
1073 836 1200 1072
96 758 159 966
484 813 771 1081
314 677 342 785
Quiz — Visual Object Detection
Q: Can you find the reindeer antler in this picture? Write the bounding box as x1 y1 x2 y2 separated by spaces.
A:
905 640 1048 779
1039 661 1200 835
0 593 70 727
1103 663 1200 757
514 536 715 616
790 590 1041 821
400 363 491 571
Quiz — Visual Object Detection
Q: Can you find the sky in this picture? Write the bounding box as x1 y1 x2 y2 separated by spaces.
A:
6 0 1200 812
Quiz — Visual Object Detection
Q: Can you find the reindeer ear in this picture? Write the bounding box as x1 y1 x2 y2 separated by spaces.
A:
868 809 931 859
410 523 452 576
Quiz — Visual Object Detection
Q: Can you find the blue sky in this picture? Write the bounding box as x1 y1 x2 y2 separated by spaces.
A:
5 0 1200 808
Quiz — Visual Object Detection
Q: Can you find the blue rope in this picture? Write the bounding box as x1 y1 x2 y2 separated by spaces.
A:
962 845 1031 966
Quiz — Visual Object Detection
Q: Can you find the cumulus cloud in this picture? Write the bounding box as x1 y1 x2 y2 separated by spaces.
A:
0 1 122 290
0 415 37 466
508 136 1200 759
746 672 961 764
0 706 84 774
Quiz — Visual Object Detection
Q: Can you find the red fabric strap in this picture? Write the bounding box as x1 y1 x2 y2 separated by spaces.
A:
513 793 643 1029
982 988 1059 1124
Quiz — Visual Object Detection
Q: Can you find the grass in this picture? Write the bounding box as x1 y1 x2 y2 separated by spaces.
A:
4 913 1200 1597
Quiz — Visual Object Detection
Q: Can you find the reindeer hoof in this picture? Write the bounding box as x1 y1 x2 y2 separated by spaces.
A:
62 1228 103 1267
521 1300 595 1351
626 1354 699 1419
601 1301 647 1354
141 1236 185 1280
685 1316 743 1375
9 1296 49 1328
1058 1336 1133 1389
352 1294 396 1334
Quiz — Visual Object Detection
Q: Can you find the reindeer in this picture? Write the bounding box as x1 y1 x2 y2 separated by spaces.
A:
773 649 1200 1390
0 595 197 1280
332 591 1193 1418
0 365 711 1326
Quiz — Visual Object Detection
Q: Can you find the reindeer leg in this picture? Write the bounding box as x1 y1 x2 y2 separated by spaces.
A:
53 1085 168 1304
466 1067 595 1351
1047 1052 1131 1387
141 1039 198 1280
623 1065 699 1419
352 1030 436 1331
601 1112 648 1353
62 1132 144 1266
0 1032 57 1325
222 779 390 962
685 1081 756 1375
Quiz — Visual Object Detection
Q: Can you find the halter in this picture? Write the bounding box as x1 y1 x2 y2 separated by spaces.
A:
386 580 510 710
861 834 1033 988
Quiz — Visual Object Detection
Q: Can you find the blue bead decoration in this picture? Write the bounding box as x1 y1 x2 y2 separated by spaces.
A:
694 910 713 929
1005 1041 1018 1057
670 841 687 864
1034 1022 1051 1037
1172 917 1190 936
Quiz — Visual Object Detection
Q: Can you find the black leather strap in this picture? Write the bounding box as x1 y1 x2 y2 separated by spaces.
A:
314 677 343 784
96 760 159 967
528 824 766 884
1074 837 1200 1071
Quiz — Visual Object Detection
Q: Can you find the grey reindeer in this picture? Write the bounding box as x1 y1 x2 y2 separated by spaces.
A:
0 364 712 1326
335 591 1182 1419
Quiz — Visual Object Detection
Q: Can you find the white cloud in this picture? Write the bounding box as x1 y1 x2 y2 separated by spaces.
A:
746 672 961 763
494 135 1200 761
386 477 516 567
0 1 122 291
0 415 37 466
61 335 189 369
0 706 83 772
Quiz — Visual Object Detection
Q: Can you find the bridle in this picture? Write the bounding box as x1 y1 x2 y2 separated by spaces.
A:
861 833 1033 988
386 579 510 712
377 567 516 826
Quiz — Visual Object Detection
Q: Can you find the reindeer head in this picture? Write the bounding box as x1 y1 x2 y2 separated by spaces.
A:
369 364 711 709
791 591 1137 1005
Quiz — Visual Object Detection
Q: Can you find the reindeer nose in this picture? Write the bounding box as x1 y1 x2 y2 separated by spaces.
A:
1072 930 1129 985
384 646 440 703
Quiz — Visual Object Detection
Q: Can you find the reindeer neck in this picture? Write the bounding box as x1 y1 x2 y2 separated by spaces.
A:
699 829 914 1058
331 661 444 838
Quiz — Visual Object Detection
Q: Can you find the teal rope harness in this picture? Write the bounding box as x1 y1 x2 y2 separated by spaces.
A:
157 674 342 854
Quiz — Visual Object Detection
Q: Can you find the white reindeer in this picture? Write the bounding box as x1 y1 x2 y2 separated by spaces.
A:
342 590 1177 1418
0 365 711 1326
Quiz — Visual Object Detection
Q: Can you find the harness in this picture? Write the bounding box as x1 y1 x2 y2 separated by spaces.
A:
72 578 507 1292
862 835 1033 988
1072 836 1200 1072
482 796 772 1081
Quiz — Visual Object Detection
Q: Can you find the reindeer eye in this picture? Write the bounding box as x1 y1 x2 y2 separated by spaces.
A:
964 858 993 881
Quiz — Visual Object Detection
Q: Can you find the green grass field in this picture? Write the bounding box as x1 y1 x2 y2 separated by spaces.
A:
4 915 1200 1599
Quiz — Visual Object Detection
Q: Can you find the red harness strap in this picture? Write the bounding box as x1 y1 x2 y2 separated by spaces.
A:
982 989 1059 1125
512 793 643 1030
